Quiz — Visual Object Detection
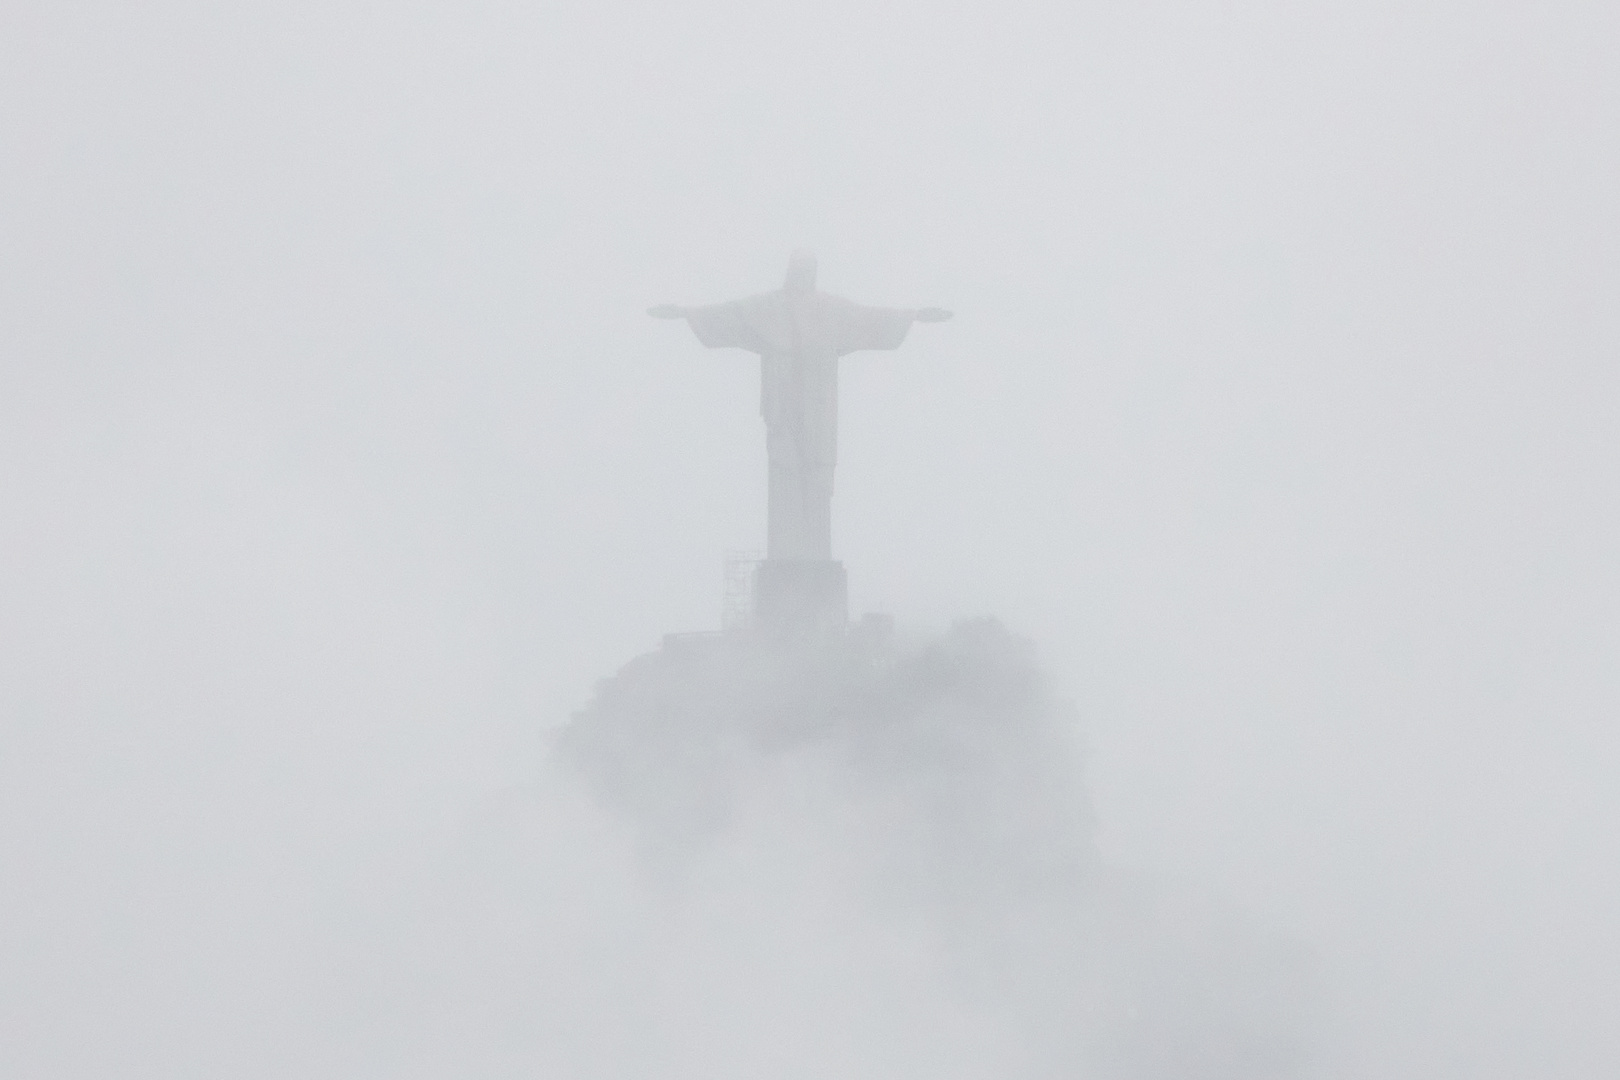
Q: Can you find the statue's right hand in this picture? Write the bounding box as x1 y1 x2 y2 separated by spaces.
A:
647 304 687 319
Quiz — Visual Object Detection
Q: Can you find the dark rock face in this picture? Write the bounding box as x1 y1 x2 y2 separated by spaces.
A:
559 619 1095 894
556 618 1317 1079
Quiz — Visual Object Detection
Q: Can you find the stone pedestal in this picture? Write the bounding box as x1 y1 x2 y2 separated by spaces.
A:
752 559 847 640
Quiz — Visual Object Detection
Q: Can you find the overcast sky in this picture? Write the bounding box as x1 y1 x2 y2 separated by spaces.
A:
3 2 1617 1077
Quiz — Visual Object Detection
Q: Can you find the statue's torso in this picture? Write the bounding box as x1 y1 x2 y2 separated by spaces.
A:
685 289 909 472
756 294 841 469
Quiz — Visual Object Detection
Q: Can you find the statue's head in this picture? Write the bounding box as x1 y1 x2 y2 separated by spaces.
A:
784 249 818 294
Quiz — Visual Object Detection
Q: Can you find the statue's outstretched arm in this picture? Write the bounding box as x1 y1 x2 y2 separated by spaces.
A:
649 298 772 352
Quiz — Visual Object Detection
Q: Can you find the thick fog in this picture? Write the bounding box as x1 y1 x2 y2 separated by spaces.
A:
3 2 1617 1077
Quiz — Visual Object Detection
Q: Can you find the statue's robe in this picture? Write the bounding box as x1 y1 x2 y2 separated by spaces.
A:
683 291 917 561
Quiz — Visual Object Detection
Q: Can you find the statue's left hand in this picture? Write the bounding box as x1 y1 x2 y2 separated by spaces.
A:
915 307 953 323
647 304 687 319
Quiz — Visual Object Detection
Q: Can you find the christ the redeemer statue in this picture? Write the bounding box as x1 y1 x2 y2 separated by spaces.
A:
650 251 951 564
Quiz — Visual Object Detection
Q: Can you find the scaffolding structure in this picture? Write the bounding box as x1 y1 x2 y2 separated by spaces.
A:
721 550 763 631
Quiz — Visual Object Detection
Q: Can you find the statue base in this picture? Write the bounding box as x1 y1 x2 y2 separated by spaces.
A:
752 559 847 640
